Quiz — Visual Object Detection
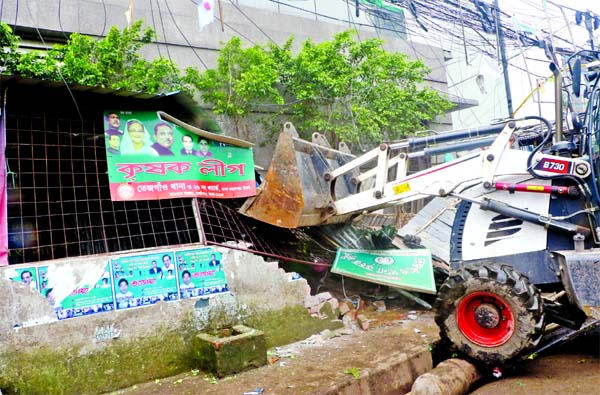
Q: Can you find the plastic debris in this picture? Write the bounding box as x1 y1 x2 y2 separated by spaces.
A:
204 375 218 384
343 367 361 379
373 300 386 312
243 388 265 395
492 367 502 379
414 328 421 334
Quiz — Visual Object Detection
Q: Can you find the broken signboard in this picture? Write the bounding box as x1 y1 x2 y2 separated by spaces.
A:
331 248 436 294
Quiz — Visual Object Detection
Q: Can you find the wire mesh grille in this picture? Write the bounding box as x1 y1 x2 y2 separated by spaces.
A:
197 198 335 266
5 113 200 264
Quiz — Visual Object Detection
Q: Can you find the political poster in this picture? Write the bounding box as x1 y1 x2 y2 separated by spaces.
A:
103 110 256 201
175 248 228 299
38 262 115 320
111 252 179 310
331 248 436 294
3 266 38 291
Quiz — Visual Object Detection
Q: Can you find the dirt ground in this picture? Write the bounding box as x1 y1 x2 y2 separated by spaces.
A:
108 306 438 395
107 274 599 395
471 331 600 395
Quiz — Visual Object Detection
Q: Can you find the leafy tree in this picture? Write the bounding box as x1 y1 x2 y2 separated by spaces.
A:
0 22 20 73
191 36 284 138
4 21 196 96
198 31 453 147
0 22 451 146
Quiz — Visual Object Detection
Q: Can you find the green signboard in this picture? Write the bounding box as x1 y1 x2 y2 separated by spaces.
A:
331 248 436 294
103 110 256 201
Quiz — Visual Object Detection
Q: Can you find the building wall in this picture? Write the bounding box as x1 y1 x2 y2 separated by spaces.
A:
0 0 456 168
0 244 342 395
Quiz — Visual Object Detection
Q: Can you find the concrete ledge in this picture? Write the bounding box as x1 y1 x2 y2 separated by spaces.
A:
318 346 433 395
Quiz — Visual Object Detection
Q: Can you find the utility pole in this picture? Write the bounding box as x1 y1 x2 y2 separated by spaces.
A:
493 0 513 117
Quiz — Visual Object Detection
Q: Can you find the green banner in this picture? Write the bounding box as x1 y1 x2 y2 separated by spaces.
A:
5 248 230 323
104 110 256 200
39 263 115 320
175 248 228 299
111 252 179 310
331 248 436 294
4 266 39 291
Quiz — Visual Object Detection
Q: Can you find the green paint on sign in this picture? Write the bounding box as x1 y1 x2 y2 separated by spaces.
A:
104 110 256 201
331 248 436 294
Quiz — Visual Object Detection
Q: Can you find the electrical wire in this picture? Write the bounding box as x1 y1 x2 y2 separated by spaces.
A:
99 0 107 36
164 0 208 69
149 0 163 58
58 0 69 40
228 0 279 47
13 0 18 33
23 0 83 123
155 0 174 63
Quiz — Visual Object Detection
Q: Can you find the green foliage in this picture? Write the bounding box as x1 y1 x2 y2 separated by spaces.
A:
0 21 452 145
198 31 453 146
2 21 195 96
0 22 20 72
191 36 284 136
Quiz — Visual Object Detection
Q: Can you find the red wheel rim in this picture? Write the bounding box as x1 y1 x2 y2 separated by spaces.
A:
456 291 514 347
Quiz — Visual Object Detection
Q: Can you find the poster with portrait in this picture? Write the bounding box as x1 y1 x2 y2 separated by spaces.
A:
111 252 179 310
175 248 228 299
103 110 256 201
3 266 39 291
38 262 115 320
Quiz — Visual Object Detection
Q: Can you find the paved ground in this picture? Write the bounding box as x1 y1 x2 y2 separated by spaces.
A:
106 286 599 395
108 309 438 395
471 330 600 395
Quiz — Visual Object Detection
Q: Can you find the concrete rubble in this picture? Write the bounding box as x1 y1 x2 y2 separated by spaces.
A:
304 291 341 318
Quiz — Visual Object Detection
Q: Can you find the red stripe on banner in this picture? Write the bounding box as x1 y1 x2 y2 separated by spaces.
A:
109 180 257 201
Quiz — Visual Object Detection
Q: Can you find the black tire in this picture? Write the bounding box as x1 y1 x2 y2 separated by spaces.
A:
434 263 544 365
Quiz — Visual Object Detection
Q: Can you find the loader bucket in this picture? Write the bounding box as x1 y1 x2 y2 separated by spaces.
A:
239 123 356 228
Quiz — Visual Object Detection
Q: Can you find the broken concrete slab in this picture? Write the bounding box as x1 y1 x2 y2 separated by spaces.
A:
328 298 339 312
316 292 333 302
373 300 386 312
338 301 352 316
305 295 321 308
357 314 370 331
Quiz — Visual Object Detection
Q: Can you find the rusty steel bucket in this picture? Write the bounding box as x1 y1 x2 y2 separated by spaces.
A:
239 122 357 228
